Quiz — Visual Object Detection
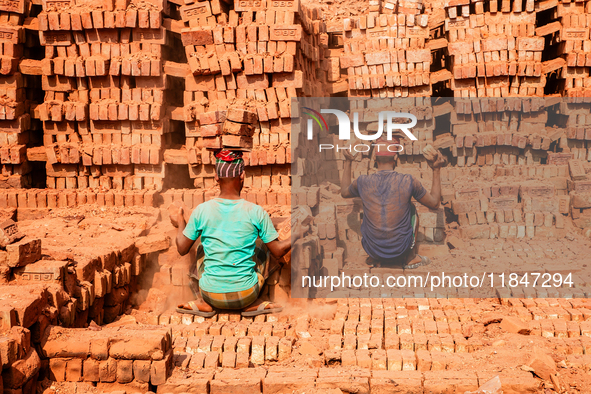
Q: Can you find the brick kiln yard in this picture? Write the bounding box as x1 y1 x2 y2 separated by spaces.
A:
0 187 589 394
1 0 591 390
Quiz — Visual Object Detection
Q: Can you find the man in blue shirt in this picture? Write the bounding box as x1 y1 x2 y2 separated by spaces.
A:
170 150 305 317
341 137 446 269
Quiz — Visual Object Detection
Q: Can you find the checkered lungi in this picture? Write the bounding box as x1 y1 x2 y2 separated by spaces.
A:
189 238 270 310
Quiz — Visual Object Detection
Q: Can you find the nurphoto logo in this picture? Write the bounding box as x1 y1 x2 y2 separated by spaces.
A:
303 108 418 152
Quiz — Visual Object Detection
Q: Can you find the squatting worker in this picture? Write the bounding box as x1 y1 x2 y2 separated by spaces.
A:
340 136 447 269
170 150 306 317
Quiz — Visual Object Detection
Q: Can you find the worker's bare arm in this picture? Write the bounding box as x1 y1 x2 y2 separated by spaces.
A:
417 188 440 210
265 220 308 259
266 238 291 259
170 206 196 256
176 233 195 256
417 152 447 210
341 150 357 198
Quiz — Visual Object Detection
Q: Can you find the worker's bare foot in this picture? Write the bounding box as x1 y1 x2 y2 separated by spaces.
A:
406 254 422 266
177 300 215 317
178 300 213 312
241 300 283 316
366 256 380 268
404 254 431 270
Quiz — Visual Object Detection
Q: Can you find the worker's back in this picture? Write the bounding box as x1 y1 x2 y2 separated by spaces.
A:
349 170 427 259
183 198 278 293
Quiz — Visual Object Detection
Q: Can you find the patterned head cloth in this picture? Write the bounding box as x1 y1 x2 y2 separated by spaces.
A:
374 136 402 156
215 150 245 178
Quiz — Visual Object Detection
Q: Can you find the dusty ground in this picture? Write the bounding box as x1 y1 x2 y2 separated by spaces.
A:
9 207 590 394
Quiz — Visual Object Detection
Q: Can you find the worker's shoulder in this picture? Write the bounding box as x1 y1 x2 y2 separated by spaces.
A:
191 198 219 214
364 170 414 180
396 171 418 180
240 199 266 214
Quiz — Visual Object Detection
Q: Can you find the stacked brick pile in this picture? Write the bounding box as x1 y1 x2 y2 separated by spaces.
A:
0 229 49 393
436 99 576 239
560 101 591 162
0 219 42 285
298 3 335 96
0 210 177 392
40 325 173 391
320 13 352 96
37 0 170 191
0 0 32 189
341 8 431 98
552 1 591 97
452 177 569 240
444 99 589 238
445 0 545 97
0 186 158 208
0 326 41 393
178 0 300 191
1 222 167 330
446 98 561 167
158 184 290 213
568 158 591 229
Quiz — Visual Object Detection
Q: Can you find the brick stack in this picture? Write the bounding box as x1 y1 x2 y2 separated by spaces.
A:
298 3 332 97
447 98 560 168
299 4 351 97
37 0 170 191
40 325 173 391
0 326 41 393
559 99 591 165
157 304 305 370
0 219 42 282
568 158 591 229
452 176 569 240
178 0 300 191
0 0 32 189
158 181 290 210
2 222 165 331
0 186 158 209
341 9 431 98
322 17 351 96
553 1 591 97
168 322 297 369
436 105 577 240
445 0 544 97
0 213 177 391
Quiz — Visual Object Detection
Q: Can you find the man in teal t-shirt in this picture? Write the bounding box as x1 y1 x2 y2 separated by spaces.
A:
170 150 304 317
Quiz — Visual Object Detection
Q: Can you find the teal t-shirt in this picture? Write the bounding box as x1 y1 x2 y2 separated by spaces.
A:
182 198 279 293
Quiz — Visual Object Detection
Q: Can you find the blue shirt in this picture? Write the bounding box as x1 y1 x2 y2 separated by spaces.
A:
349 171 427 259
183 198 279 293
